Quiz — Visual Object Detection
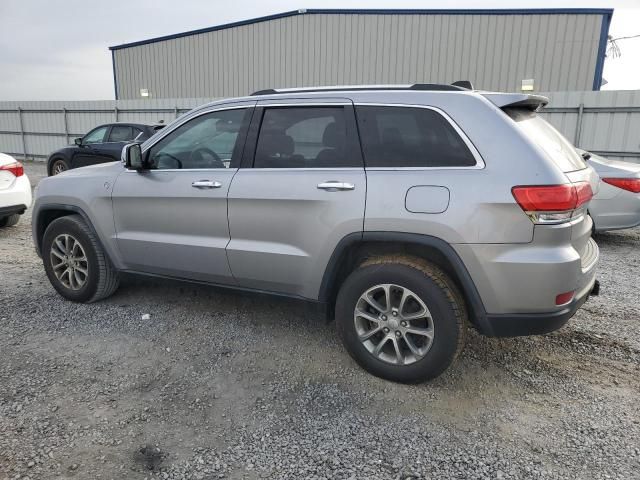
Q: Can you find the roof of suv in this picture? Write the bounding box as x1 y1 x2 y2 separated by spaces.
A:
193 83 549 113
251 83 470 95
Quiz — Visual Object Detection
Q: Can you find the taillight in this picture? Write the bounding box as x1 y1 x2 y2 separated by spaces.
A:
574 182 594 206
511 182 593 224
0 161 24 177
602 178 640 194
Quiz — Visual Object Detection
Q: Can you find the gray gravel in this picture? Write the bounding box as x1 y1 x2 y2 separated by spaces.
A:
1 161 639 480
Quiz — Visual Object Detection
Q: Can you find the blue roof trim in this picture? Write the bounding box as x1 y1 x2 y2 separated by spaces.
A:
109 8 615 51
109 10 302 50
592 10 613 90
111 50 119 100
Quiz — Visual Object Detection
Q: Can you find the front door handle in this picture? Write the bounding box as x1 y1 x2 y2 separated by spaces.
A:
317 181 355 191
192 180 222 189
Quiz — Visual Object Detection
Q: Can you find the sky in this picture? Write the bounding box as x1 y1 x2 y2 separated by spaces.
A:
0 0 638 100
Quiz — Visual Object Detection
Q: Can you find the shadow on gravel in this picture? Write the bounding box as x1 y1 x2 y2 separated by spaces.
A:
134 444 165 471
593 230 640 248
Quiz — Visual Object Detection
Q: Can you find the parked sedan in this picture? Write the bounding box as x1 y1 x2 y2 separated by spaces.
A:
578 149 640 232
0 153 31 228
47 123 164 176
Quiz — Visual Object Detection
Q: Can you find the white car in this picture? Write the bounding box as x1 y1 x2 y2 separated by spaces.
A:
0 153 32 228
577 149 640 232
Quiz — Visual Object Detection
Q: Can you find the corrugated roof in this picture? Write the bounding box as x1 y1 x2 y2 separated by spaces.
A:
108 8 613 51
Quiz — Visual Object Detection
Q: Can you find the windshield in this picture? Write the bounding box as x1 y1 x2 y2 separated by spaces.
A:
505 108 587 172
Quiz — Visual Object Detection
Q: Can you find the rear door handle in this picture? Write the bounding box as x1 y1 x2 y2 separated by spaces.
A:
317 181 355 191
192 180 222 189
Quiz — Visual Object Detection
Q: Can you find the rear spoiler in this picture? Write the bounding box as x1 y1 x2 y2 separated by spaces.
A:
481 93 549 111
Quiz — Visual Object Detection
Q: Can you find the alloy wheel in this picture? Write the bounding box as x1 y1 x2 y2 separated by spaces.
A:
52 161 67 175
354 284 434 365
49 234 89 290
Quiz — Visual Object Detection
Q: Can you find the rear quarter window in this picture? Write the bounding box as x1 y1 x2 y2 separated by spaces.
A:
355 106 477 168
505 108 587 172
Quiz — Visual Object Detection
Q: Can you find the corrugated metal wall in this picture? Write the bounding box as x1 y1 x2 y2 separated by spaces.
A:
0 99 213 159
540 90 640 163
1 90 638 163
112 11 606 99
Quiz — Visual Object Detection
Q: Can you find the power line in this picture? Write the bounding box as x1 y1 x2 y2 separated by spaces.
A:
610 33 640 41
607 34 640 58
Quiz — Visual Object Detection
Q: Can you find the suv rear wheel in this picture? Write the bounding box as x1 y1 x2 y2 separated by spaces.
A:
42 215 119 302
336 255 466 383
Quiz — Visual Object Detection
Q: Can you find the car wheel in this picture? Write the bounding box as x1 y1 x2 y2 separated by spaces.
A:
50 158 69 176
336 255 466 383
42 215 119 302
0 214 20 228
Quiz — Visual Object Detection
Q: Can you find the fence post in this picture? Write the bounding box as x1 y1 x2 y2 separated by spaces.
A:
17 107 27 161
114 106 119 122
174 106 179 119
574 103 584 147
62 108 69 145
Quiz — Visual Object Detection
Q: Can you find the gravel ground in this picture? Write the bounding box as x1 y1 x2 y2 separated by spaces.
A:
1 162 639 480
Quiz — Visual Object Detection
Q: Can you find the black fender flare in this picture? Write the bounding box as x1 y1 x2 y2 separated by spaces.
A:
318 231 490 331
33 204 110 262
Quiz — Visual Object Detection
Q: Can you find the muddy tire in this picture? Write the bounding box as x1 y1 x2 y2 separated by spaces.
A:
336 255 466 383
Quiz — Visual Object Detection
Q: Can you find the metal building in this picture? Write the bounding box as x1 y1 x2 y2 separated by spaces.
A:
109 8 613 100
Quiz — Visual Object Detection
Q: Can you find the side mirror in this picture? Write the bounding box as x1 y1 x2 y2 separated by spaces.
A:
74 137 83 146
122 143 144 170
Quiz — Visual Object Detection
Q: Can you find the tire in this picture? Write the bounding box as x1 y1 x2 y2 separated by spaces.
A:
335 255 466 383
42 215 119 302
0 214 20 228
49 158 69 176
588 213 596 236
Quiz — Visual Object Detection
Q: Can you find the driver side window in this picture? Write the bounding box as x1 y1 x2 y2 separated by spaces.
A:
148 108 248 170
83 126 108 145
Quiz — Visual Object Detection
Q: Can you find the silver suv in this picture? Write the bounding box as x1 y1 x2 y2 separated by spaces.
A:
32 84 600 382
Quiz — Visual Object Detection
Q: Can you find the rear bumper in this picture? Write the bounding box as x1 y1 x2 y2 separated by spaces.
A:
478 278 599 337
0 204 27 217
0 175 32 214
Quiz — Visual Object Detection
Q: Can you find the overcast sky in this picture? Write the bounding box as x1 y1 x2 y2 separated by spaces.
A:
0 0 638 100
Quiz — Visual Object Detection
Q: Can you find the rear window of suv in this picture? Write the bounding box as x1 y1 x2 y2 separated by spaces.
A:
355 106 477 168
505 108 587 172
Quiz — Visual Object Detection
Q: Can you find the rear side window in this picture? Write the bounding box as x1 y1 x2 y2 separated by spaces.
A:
355 106 477 168
132 128 144 140
505 108 586 172
108 125 134 142
254 107 358 168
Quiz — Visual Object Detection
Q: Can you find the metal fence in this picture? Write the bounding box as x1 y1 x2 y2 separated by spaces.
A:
0 98 217 160
0 90 639 163
539 90 640 163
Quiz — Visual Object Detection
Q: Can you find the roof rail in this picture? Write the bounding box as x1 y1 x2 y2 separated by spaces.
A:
250 83 468 96
452 80 474 90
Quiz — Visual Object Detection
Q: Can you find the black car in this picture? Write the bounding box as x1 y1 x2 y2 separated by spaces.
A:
47 123 164 176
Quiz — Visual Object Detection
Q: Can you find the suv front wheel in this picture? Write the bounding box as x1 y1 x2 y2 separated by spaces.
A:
42 215 119 302
336 255 466 383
